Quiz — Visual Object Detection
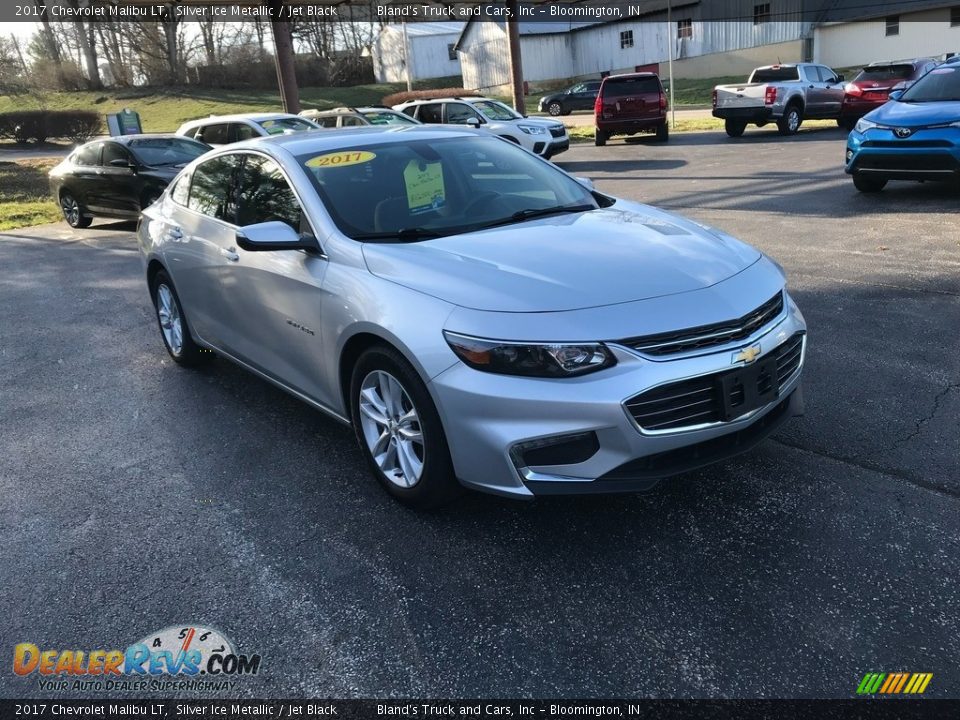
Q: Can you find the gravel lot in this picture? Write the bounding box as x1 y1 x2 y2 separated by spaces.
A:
1 125 958 699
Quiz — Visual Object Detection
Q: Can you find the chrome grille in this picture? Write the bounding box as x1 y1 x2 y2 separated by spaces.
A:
625 332 804 432
619 292 784 356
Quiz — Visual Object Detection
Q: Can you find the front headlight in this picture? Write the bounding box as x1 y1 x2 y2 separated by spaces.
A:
518 124 547 135
443 332 616 377
854 117 878 133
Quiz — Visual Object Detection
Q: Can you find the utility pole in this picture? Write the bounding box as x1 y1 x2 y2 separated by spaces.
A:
268 0 301 113
506 0 524 114
402 19 413 92
667 0 675 128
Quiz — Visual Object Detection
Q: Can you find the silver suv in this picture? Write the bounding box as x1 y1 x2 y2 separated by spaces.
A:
393 97 569 159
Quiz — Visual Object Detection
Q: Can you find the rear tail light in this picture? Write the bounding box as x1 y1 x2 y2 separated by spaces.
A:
659 92 667 112
594 95 602 116
845 83 863 96
712 89 717 108
764 86 778 105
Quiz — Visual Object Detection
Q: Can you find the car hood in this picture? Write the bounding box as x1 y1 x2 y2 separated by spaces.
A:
362 203 761 312
867 99 960 126
506 116 564 129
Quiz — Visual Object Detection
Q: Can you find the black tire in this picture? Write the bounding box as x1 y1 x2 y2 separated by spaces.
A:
654 122 669 142
350 345 460 509
141 189 162 211
724 119 747 138
777 104 803 136
594 128 607 146
150 270 210 367
852 173 887 193
547 101 563 116
60 191 92 228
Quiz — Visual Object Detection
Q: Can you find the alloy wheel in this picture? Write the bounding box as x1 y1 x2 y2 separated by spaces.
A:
61 195 80 226
358 370 425 488
156 284 183 355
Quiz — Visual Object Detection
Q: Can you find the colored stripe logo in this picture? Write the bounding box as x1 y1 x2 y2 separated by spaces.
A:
857 672 933 694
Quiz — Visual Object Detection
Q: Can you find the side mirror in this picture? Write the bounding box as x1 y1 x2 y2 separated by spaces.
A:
889 90 904 101
574 176 595 191
836 74 845 82
465 117 482 128
235 221 320 252
110 158 134 170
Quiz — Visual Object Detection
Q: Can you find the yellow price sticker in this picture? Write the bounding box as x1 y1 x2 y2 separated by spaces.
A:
305 151 377 168
403 160 445 215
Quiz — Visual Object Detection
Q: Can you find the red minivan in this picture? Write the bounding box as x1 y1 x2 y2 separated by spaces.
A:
594 72 669 146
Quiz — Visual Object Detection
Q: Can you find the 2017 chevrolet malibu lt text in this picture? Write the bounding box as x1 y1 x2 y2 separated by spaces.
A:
138 127 806 508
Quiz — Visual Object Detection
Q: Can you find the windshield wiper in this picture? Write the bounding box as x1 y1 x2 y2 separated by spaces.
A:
474 203 595 231
352 227 445 243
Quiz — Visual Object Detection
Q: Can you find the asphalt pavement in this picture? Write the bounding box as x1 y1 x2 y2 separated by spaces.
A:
1 125 958 699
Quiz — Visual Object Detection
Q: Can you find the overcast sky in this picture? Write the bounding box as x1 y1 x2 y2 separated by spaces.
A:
0 22 40 41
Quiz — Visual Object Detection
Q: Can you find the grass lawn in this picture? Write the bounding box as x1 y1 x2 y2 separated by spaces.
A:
0 159 61 232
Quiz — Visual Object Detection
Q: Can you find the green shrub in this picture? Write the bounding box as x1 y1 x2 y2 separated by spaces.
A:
381 87 479 107
0 110 102 144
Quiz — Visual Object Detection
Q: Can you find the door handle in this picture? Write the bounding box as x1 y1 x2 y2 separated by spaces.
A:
221 247 239 262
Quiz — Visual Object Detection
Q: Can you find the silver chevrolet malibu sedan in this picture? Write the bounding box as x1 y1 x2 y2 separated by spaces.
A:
138 127 806 508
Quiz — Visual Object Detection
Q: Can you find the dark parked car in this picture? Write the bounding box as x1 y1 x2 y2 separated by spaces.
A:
538 80 601 116
50 135 211 228
594 73 669 146
839 58 939 129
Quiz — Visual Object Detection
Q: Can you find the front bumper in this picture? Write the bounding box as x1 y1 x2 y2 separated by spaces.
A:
429 294 806 498
846 126 960 180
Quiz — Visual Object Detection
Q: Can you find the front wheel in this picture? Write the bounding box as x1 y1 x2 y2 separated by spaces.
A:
547 102 563 116
350 346 460 509
654 122 669 142
724 119 747 138
594 128 607 146
852 173 887 193
60 191 92 228
777 105 802 136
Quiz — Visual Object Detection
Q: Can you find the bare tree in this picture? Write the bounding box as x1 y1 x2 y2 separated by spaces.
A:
34 0 66 88
66 0 103 89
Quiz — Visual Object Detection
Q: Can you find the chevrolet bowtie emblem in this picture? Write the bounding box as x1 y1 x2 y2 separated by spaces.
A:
733 344 762 364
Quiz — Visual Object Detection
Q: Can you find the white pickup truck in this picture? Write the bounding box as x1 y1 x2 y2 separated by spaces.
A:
712 63 846 137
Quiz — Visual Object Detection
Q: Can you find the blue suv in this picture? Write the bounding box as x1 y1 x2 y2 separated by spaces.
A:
845 63 960 192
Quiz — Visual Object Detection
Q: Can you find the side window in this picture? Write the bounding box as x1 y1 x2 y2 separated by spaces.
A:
180 126 199 140
233 123 258 141
102 143 130 167
197 123 229 145
74 143 101 167
400 106 418 118
187 155 240 222
802 66 819 83
417 103 443 124
818 67 837 83
570 83 587 93
235 155 306 233
342 116 364 127
170 173 190 206
445 103 480 124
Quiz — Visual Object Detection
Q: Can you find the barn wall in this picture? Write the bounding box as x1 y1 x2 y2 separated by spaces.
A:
815 10 960 68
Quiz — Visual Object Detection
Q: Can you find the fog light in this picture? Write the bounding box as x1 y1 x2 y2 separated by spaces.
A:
846 149 854 162
510 431 600 469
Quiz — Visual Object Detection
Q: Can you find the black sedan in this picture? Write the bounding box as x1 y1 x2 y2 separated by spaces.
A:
537 80 601 116
49 134 210 228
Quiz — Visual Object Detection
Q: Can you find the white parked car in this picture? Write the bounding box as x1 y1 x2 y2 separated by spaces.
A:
393 97 569 159
176 113 321 147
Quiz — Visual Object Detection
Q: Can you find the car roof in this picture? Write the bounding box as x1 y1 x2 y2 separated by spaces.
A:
865 58 935 67
399 96 488 105
219 125 480 155
96 133 186 144
603 72 658 80
182 113 304 125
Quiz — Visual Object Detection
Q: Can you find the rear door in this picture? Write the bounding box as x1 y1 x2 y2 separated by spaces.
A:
415 103 443 124
600 76 661 120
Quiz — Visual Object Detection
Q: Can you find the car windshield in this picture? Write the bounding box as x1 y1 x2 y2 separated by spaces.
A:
256 117 318 135
296 135 600 241
362 110 418 126
473 100 523 121
127 137 209 166
899 66 960 102
855 65 915 83
751 67 800 82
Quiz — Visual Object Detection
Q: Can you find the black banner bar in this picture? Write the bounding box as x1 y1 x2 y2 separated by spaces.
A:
2 700 960 720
